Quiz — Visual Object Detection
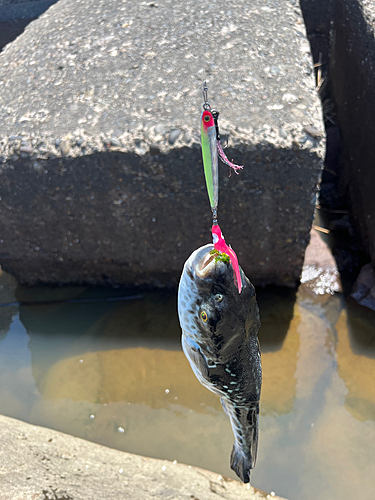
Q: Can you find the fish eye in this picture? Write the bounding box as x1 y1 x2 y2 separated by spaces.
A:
200 311 208 322
204 115 210 122
214 294 223 302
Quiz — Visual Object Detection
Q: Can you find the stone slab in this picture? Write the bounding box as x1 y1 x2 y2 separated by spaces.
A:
0 0 324 287
0 414 287 500
329 0 375 266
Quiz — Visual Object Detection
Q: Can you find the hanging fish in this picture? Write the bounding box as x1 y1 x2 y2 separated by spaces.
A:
177 244 262 483
177 82 262 483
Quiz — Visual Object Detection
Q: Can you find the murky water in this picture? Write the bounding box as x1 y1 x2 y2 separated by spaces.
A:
1 269 375 500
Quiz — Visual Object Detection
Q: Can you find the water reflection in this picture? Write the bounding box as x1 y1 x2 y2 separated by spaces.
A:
336 300 375 422
258 288 298 415
1 271 375 500
0 269 18 340
21 286 299 418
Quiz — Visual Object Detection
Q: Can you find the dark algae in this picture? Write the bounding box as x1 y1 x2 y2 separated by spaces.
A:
178 244 262 483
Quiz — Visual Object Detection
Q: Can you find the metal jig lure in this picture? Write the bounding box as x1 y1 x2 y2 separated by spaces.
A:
200 81 243 293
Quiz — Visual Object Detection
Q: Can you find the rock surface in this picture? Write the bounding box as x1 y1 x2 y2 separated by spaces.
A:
0 0 324 287
0 414 287 500
302 0 375 275
330 0 375 268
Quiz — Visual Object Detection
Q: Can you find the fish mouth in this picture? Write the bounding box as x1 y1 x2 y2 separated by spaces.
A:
186 244 224 280
196 250 217 278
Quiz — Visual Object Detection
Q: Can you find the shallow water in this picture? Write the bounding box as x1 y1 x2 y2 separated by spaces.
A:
1 270 375 500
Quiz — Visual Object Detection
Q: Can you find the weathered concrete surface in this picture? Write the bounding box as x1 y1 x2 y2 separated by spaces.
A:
302 0 375 270
0 0 324 288
329 0 375 267
0 414 287 500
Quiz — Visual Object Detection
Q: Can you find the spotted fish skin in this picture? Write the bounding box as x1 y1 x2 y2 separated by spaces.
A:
177 244 262 483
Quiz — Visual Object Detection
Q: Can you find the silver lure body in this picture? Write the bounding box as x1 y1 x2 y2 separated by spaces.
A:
177 244 262 483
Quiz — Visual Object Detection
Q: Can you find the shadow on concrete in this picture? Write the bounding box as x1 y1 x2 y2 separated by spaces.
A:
0 144 322 288
300 0 375 293
0 18 35 52
0 1 58 52
257 286 297 353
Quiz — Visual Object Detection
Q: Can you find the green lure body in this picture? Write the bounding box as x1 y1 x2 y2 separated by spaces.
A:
201 110 218 212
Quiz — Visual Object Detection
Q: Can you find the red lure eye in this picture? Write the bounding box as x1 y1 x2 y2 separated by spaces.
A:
204 115 210 122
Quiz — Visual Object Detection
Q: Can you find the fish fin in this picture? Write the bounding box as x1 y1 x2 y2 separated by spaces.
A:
181 335 209 379
220 398 229 416
230 443 252 483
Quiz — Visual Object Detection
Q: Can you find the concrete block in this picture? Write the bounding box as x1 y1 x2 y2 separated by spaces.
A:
330 0 375 265
0 0 324 287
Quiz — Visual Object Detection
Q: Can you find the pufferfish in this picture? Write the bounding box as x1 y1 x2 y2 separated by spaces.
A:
177 244 262 483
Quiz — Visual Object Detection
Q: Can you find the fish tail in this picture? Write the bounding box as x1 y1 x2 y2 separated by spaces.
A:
230 442 252 483
227 403 259 483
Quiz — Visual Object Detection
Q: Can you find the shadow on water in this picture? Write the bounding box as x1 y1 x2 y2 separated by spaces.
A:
257 286 297 352
16 282 299 417
335 297 375 422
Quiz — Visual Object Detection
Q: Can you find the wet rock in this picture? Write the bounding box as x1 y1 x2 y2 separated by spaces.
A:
0 0 324 287
0 414 287 500
351 263 375 311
